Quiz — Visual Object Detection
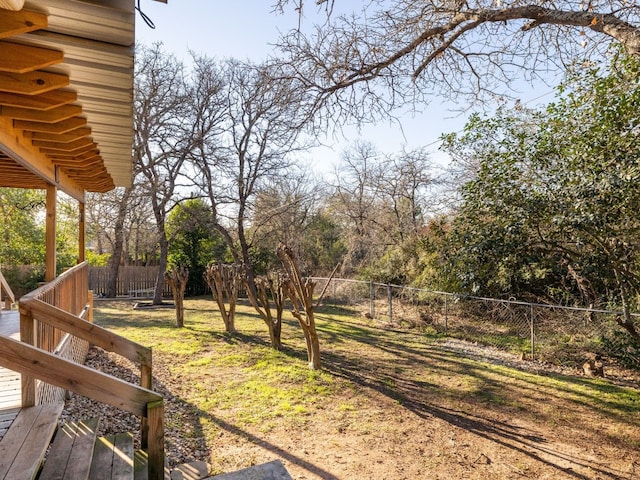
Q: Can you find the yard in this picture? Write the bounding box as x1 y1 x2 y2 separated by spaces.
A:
66 298 640 479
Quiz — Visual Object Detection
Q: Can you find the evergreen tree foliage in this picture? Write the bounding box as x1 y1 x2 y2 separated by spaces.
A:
166 198 228 295
442 50 640 319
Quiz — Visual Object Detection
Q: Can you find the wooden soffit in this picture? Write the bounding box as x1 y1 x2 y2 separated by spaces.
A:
0 1 154 197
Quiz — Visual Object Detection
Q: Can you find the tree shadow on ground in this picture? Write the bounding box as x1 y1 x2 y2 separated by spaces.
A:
318 315 639 426
96 313 176 330
150 366 339 478
78 346 338 479
185 327 273 349
90 300 637 480
317 322 635 480
192 409 341 480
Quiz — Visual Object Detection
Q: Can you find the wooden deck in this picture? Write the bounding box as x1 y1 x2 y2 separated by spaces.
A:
0 310 20 413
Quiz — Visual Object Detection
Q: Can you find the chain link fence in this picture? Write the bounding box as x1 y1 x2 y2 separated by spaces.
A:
311 277 640 370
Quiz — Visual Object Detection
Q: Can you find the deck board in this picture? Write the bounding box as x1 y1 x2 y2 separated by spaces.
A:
0 311 20 411
90 433 135 480
0 404 63 480
38 416 100 480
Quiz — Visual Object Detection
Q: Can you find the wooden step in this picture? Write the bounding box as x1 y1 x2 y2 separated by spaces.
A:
89 432 135 480
38 417 100 480
0 403 63 480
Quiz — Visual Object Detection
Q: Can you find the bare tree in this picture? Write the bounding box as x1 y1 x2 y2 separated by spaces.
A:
126 194 157 266
134 44 193 304
328 141 381 274
182 55 233 258
246 271 287 351
189 58 313 292
249 169 321 268
377 147 438 239
204 263 242 334
277 245 321 369
87 186 146 296
273 1 640 121
86 191 117 257
328 141 439 275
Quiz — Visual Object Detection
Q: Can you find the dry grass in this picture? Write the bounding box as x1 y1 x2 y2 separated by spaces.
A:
91 297 640 479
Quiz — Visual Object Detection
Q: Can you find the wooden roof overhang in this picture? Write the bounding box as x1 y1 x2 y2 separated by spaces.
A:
0 0 167 201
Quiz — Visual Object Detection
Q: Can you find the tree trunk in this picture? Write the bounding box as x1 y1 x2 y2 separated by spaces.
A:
617 312 640 344
154 233 168 305
613 270 640 344
165 266 189 328
298 317 320 369
268 320 282 351
307 329 321 370
175 291 185 328
106 248 122 298
617 290 640 344
106 188 131 298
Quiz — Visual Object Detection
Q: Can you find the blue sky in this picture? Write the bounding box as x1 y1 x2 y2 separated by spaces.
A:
134 1 552 175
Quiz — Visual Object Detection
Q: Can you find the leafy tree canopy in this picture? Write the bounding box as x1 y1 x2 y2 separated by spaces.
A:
167 198 228 295
0 188 45 266
442 50 640 325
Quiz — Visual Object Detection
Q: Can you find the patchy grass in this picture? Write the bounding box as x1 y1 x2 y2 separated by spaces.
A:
94 297 640 479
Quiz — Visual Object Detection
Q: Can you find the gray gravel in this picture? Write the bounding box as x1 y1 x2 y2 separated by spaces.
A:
60 346 209 467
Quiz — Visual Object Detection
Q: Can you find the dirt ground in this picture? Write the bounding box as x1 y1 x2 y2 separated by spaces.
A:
64 304 640 480
197 341 639 480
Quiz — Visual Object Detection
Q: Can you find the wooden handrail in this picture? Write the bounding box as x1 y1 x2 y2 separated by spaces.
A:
21 261 88 313
0 334 165 479
0 333 164 478
15 262 164 479
20 262 87 301
0 268 15 310
20 297 155 449
22 298 152 368
1 335 159 415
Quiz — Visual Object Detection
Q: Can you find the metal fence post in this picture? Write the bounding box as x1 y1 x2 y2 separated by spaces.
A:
369 280 375 319
530 304 535 361
387 284 393 324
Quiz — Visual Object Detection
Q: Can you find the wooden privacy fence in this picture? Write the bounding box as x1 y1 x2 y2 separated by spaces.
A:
89 266 171 297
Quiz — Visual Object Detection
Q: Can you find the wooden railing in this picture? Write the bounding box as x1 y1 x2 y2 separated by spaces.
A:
0 335 165 479
19 262 89 355
11 262 165 480
0 268 15 310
